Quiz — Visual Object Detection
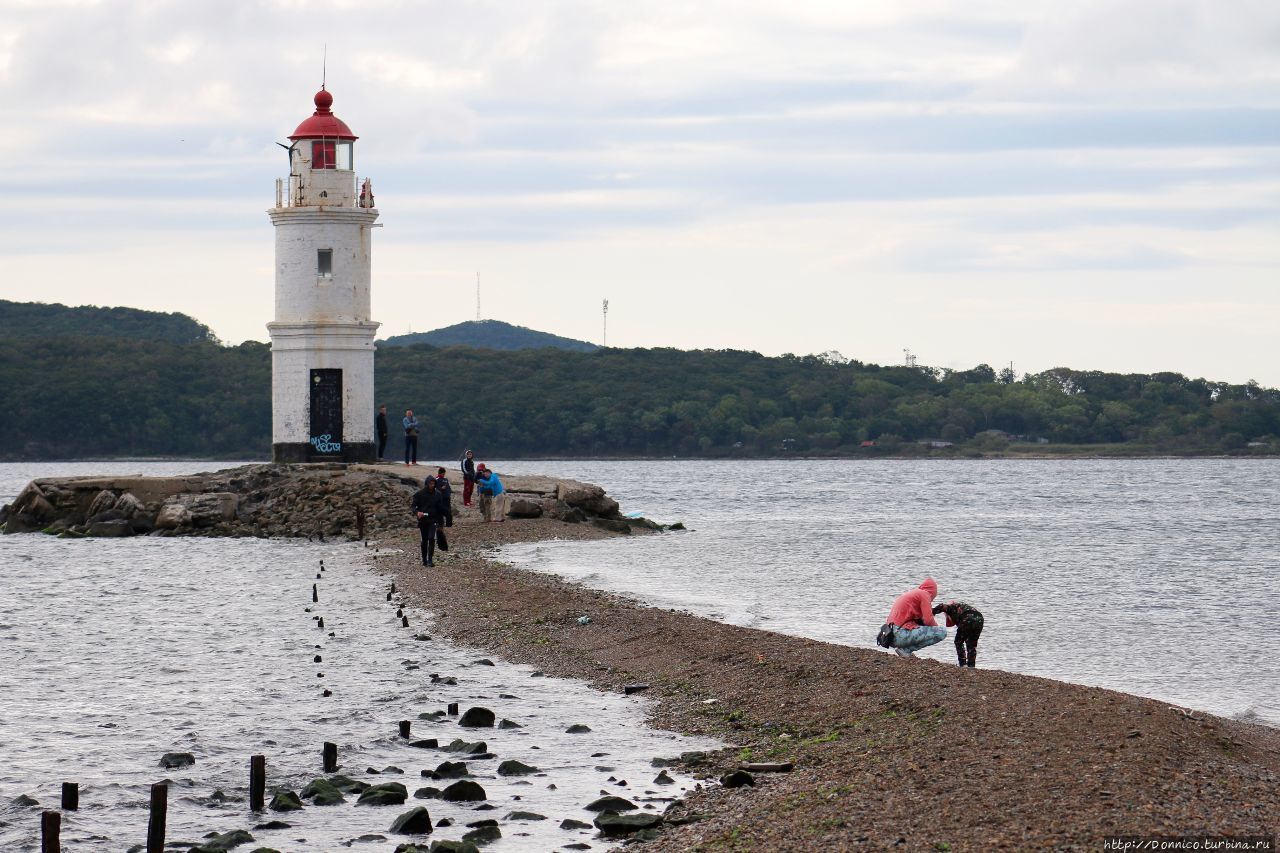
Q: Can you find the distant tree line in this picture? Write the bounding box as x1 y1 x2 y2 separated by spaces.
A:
0 300 218 345
2 335 1276 460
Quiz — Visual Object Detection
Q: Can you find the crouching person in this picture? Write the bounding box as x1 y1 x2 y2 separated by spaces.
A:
883 577 946 658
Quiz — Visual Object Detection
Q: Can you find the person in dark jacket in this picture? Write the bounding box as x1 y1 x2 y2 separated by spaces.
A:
933 600 984 667
460 449 476 507
434 467 454 528
375 405 389 460
403 409 420 466
411 476 448 567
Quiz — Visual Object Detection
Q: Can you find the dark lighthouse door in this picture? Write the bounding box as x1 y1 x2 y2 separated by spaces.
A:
309 369 344 458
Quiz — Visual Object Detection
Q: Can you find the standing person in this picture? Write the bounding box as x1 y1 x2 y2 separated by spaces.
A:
375 405 389 460
403 409 419 466
460 449 476 507
881 578 946 658
933 600 984 668
434 467 454 528
477 464 507 522
411 476 448 567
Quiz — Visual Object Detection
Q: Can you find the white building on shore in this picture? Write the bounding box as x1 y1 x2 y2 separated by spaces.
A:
267 87 380 463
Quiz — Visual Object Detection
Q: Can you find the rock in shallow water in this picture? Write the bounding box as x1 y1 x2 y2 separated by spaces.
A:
159 752 196 769
390 805 434 834
585 795 636 812
441 780 487 802
594 810 664 836
720 769 755 788
357 782 408 806
458 707 495 728
496 759 538 776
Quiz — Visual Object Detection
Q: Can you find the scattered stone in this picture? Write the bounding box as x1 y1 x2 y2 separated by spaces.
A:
419 710 447 720
585 795 636 812
720 769 755 788
497 760 539 777
680 751 707 765
409 739 440 749
497 719 522 730
458 707 496 728
560 818 592 830
464 819 498 828
390 805 435 835
252 820 291 830
357 782 409 806
505 810 546 821
498 693 519 700
326 774 369 794
425 841 480 853
441 780 487 802
473 658 495 666
159 752 196 769
743 761 794 773
268 790 303 811
594 810 663 837
413 787 443 800
433 760 469 778
194 829 255 850
565 724 591 734
623 683 649 695
383 766 405 774
443 739 488 754
653 771 675 785
462 824 501 844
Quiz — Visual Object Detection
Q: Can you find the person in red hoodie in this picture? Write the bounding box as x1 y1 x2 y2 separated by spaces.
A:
883 577 946 658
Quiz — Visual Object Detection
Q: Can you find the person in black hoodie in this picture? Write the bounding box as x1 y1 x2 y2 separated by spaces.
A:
460 449 476 507
411 476 449 567
434 467 454 528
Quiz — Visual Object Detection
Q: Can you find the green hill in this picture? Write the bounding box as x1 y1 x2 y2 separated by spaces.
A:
0 299 217 345
380 319 598 352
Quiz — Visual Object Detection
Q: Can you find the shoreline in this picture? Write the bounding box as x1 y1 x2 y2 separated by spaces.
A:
380 514 1280 850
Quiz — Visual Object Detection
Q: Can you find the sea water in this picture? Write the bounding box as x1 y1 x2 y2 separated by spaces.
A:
488 458 1280 727
0 462 714 852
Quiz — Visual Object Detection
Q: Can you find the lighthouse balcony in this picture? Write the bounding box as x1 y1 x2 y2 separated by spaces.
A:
276 173 376 210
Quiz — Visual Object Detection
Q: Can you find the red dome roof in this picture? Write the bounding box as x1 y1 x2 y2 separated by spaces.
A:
289 88 358 141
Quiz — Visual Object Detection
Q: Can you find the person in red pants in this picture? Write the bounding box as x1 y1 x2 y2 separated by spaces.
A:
460 449 476 507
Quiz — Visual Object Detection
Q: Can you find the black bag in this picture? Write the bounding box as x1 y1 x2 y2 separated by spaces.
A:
875 623 897 649
435 528 449 552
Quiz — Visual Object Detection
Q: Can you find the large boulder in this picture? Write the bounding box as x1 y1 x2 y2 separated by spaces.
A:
86 489 119 519
115 492 146 518
556 482 620 517
87 519 134 537
506 498 542 519
159 752 196 769
155 502 192 530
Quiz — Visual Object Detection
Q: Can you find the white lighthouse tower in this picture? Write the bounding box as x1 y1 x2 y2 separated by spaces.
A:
268 87 379 463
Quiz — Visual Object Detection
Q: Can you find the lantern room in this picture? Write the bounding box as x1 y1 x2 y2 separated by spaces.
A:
281 88 365 208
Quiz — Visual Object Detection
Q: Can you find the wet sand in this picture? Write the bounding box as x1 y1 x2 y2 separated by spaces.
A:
378 508 1280 851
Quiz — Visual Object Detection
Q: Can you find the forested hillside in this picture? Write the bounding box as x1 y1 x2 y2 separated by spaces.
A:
1 333 1276 460
0 300 217 345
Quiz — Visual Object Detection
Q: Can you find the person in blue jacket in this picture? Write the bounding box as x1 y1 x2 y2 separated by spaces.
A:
476 464 506 522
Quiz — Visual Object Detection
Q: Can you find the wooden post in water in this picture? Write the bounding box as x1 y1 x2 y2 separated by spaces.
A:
40 810 60 853
390 582 397 594
398 720 411 738
323 742 338 773
312 583 318 603
401 615 409 627
146 783 167 853
61 782 78 811
249 755 266 811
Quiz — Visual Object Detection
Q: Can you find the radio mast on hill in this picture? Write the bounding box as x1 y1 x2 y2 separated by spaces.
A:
903 348 917 368
602 299 609 347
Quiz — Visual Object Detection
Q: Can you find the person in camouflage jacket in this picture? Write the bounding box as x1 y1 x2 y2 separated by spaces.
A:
933 600 984 668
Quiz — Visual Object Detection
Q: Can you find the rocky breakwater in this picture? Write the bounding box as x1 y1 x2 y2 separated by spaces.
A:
1 462 663 540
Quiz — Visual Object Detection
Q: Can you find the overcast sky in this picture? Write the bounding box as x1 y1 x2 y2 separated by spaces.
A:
1 0 1277 384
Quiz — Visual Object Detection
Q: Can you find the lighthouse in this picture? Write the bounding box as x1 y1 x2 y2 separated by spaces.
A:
268 87 379 463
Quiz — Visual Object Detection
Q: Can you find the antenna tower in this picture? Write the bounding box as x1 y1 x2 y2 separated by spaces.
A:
903 348 917 368
475 272 481 321
322 45 327 88
602 299 609 347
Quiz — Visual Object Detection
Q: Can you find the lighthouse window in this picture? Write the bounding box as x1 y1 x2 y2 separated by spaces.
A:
317 249 333 277
311 140 336 169
336 142 352 170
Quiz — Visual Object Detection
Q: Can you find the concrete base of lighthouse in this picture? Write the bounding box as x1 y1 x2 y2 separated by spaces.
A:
268 321 379 464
